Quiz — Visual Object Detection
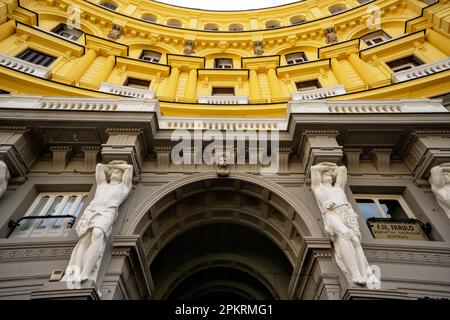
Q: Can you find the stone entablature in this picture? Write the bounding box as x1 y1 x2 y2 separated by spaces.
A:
0 52 51 79
392 57 450 83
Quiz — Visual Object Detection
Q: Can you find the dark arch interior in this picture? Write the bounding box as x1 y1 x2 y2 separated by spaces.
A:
150 223 293 300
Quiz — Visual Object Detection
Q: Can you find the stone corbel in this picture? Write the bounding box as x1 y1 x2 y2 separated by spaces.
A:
300 130 343 176
405 130 450 180
0 126 38 181
101 128 145 176
344 148 362 172
372 148 393 173
277 147 292 174
153 146 172 174
81 146 101 171
50 146 72 171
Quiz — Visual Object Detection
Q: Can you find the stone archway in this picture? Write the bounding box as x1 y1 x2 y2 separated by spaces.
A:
120 173 326 300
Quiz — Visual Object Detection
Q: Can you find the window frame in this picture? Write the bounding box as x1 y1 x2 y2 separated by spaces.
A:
361 30 391 47
285 52 308 65
124 77 151 90
10 192 89 238
51 23 84 41
295 79 322 91
211 87 235 96
139 50 162 63
386 55 424 73
16 48 56 67
354 194 416 220
214 58 234 69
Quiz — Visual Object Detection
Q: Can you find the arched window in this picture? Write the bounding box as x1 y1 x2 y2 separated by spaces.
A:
361 30 391 47
265 20 281 29
139 50 162 63
357 0 371 4
228 24 244 32
141 13 157 23
420 0 438 4
329 4 347 15
167 19 182 28
214 58 233 69
100 1 117 11
290 16 307 25
204 23 219 31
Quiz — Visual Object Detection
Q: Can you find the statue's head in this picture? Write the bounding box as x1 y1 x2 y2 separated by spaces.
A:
108 160 127 183
321 170 334 186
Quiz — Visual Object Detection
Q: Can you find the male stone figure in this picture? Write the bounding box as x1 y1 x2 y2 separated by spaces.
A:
311 162 375 285
430 163 450 219
0 160 10 199
61 160 133 283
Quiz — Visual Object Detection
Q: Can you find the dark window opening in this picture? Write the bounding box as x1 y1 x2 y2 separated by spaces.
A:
212 87 235 96
387 56 424 72
295 79 321 91
16 49 56 67
124 78 151 90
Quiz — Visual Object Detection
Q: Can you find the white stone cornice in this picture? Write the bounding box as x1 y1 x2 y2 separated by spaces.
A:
0 94 160 113
289 99 448 113
392 57 450 83
0 52 51 79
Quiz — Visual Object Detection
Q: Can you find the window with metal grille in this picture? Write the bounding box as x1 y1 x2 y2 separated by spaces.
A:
139 50 162 63
295 79 321 91
124 77 151 90
51 23 84 41
214 58 233 69
285 52 308 65
10 192 88 238
386 55 424 72
212 87 235 96
16 49 56 67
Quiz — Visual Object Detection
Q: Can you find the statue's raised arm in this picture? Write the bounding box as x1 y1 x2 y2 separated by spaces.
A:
311 162 337 190
95 163 108 185
335 165 348 189
430 165 445 191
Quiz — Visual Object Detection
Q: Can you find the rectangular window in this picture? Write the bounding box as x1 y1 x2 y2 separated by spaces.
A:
214 58 233 69
362 30 391 47
139 50 161 63
295 79 321 91
124 77 151 90
10 192 88 238
51 23 84 41
285 52 308 65
212 87 235 96
386 55 423 72
16 49 56 67
355 195 412 221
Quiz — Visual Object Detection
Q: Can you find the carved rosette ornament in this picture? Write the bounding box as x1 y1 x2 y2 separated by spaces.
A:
253 41 264 56
430 163 450 219
183 40 195 55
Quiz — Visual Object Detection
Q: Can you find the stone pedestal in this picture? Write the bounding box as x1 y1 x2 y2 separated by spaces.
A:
30 280 101 300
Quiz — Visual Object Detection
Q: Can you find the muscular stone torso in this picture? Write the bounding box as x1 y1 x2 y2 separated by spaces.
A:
313 185 348 212
90 182 130 209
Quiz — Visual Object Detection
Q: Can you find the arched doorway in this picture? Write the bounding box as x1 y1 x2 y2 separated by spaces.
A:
122 173 324 300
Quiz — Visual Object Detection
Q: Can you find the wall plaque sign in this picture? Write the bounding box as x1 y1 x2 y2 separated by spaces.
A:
367 218 430 241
